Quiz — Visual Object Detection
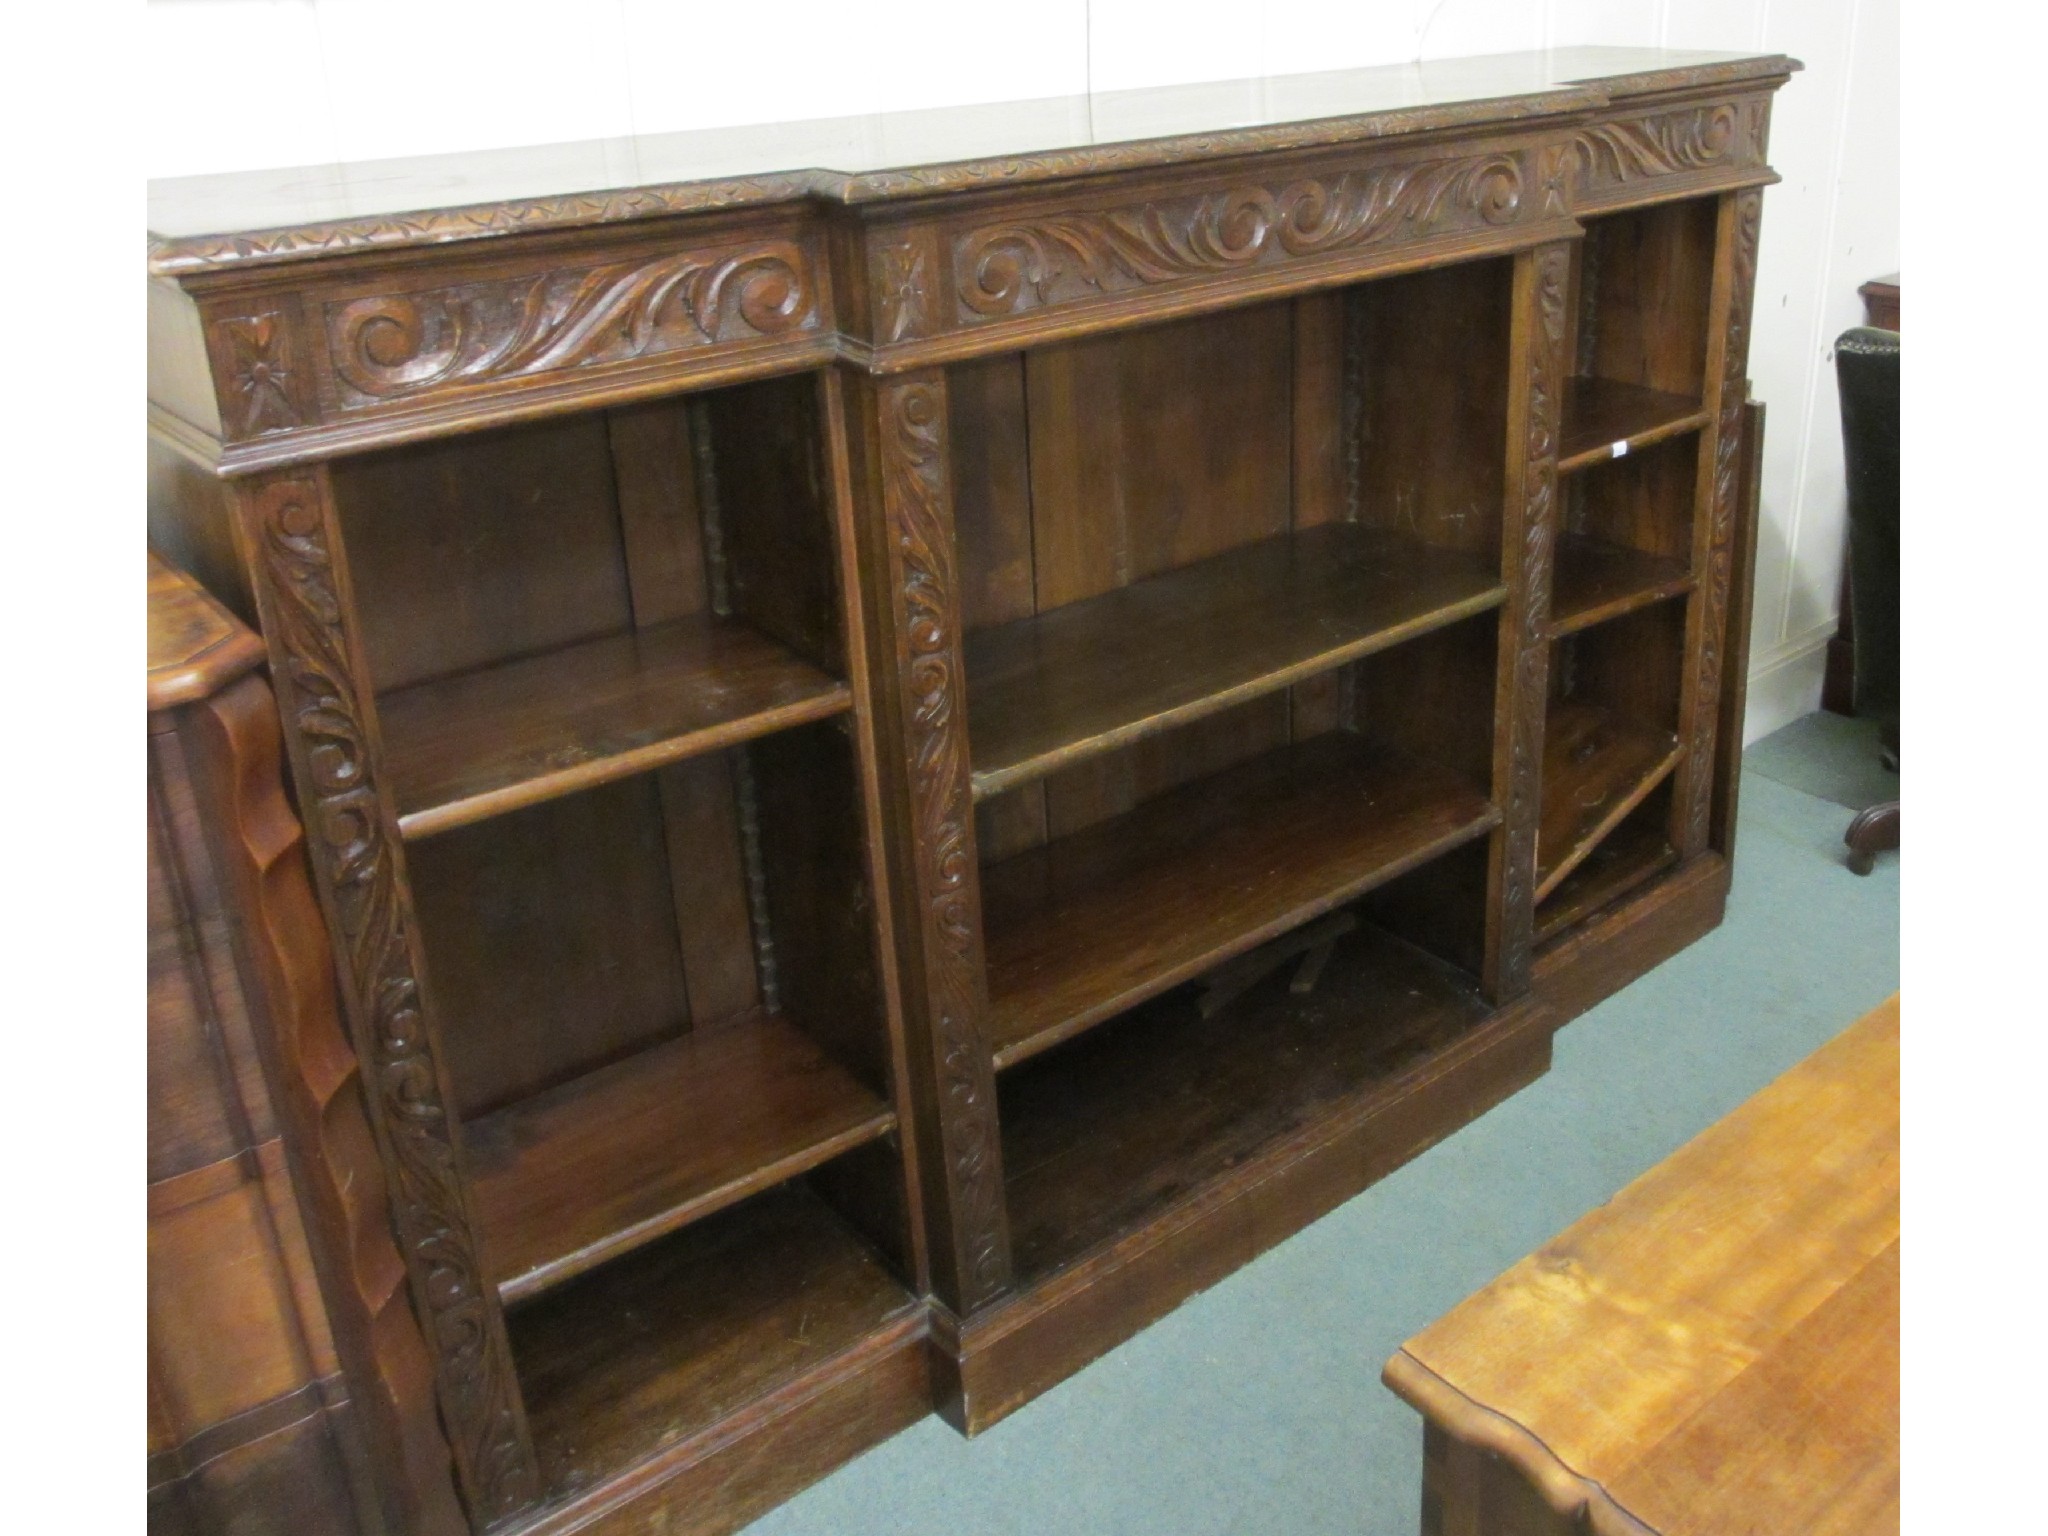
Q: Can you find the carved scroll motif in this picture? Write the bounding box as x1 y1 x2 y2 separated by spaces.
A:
1683 190 1764 854
326 240 816 404
955 152 1525 320
1498 244 1570 993
252 479 537 1526
877 377 1010 1306
1573 102 1756 193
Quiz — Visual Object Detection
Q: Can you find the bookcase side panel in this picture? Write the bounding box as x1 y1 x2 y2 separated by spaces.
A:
231 467 540 1530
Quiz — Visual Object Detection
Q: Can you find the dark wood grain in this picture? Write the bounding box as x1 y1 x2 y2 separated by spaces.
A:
940 988 1552 1433
142 53 1793 1523
982 731 1498 1067
466 1011 896 1302
1557 377 1707 472
999 922 1496 1278
1533 819 1677 944
966 525 1505 799
378 615 851 839
1535 700 1680 900
1546 535 1694 637
508 1184 920 1499
148 551 267 710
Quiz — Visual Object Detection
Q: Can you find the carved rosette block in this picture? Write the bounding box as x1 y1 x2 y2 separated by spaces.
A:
953 150 1526 322
1572 99 1763 201
208 310 306 437
872 374 1012 1310
872 232 936 344
1679 190 1763 857
1491 242 1570 995
324 238 818 406
241 474 539 1527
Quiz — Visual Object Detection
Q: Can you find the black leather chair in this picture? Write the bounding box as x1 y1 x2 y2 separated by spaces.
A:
1834 325 1898 873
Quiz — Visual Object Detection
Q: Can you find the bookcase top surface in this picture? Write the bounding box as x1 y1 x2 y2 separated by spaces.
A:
147 46 1796 277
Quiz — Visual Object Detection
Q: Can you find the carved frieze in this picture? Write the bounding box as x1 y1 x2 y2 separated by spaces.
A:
952 151 1528 322
876 376 1011 1307
1572 99 1765 199
249 478 538 1525
323 239 818 406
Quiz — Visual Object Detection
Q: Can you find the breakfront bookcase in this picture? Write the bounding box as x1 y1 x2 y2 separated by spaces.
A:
147 46 1792 1536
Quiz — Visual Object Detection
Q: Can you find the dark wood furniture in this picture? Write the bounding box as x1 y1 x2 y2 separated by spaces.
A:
1835 326 1900 874
148 554 466 1536
148 46 1794 1535
1385 993 1899 1536
1822 272 1900 716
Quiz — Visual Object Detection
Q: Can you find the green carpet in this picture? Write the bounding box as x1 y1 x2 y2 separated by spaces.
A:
741 714 1901 1536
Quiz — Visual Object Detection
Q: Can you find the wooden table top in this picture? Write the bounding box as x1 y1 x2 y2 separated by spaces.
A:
1385 995 1899 1536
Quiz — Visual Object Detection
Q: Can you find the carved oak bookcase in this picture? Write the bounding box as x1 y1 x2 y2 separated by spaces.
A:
147 47 1793 1536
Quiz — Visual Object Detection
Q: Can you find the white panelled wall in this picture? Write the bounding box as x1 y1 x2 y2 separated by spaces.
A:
146 0 1897 742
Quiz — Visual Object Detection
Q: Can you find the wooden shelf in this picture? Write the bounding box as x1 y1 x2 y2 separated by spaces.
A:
508 1184 921 1497
980 732 1499 1069
1534 821 1678 944
380 614 851 840
1547 534 1693 638
999 922 1492 1281
1558 377 1708 473
467 1011 896 1303
964 525 1505 800
1535 701 1681 901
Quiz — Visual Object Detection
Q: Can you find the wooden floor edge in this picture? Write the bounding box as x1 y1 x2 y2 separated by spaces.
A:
1381 1351 1660 1536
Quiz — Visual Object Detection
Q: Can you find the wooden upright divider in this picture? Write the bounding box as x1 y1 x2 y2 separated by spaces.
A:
148 47 1795 1534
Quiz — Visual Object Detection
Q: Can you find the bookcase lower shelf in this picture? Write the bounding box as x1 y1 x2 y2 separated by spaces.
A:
937 848 1732 1434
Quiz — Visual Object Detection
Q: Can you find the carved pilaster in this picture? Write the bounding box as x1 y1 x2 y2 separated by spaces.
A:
1675 189 1764 859
1488 241 1571 996
857 370 1012 1312
234 471 540 1528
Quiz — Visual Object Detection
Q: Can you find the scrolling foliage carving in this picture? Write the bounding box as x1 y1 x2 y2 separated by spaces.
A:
877 377 1010 1306
326 239 816 404
252 479 537 1526
1498 244 1570 993
1683 190 1763 853
1573 101 1757 193
956 152 1524 320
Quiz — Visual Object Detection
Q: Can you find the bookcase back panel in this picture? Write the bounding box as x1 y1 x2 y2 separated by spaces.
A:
1574 196 1720 398
409 772 709 1119
1024 303 1296 600
1558 597 1688 738
748 719 891 1097
1565 431 1701 563
696 375 845 674
1352 257 1514 561
335 413 634 695
334 381 844 707
1355 611 1499 787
